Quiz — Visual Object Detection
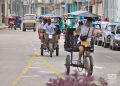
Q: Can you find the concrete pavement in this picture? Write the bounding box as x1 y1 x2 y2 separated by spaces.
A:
0 30 120 86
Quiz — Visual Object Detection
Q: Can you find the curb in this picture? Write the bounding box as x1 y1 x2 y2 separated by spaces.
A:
0 26 8 30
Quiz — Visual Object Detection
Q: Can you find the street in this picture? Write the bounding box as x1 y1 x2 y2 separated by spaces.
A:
0 29 120 86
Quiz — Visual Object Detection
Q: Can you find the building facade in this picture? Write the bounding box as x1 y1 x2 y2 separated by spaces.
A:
91 0 102 16
103 0 120 22
107 0 119 22
0 0 8 25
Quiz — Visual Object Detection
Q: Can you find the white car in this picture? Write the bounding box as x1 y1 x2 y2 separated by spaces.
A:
94 21 108 46
22 14 36 32
102 23 118 48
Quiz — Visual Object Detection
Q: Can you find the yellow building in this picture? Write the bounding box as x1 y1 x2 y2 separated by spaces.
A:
91 0 102 16
35 0 64 16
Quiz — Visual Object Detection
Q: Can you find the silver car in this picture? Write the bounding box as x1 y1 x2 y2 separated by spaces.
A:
102 23 117 48
109 24 120 50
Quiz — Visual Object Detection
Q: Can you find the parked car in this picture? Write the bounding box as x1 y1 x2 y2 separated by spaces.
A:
102 23 118 48
109 24 120 50
22 14 36 32
94 21 108 46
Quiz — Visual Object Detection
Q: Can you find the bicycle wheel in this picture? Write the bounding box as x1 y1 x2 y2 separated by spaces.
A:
56 45 59 56
65 55 71 75
84 55 93 76
41 44 44 56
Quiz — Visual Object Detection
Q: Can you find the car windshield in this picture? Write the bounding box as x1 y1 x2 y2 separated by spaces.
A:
116 26 120 34
107 25 116 31
101 24 107 29
24 15 36 20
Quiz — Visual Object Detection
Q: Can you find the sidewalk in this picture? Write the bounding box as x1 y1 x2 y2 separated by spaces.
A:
0 24 8 30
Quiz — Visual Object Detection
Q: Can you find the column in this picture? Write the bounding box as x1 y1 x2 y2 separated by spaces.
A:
0 0 2 26
0 0 2 15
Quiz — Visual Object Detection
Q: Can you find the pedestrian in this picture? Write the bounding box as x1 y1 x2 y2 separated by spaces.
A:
57 17 65 39
38 17 47 43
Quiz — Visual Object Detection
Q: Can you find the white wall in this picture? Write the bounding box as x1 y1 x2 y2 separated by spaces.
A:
107 0 119 22
0 0 2 17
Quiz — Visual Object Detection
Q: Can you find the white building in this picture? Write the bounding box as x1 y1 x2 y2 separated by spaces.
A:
106 0 120 22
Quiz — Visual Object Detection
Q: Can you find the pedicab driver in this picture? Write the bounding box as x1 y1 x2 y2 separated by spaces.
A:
77 18 94 65
43 18 57 41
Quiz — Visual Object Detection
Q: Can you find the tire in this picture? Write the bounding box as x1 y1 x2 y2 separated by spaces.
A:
14 26 16 30
23 24 26 32
104 40 107 48
95 40 97 45
41 44 44 56
65 55 71 75
102 42 104 47
50 51 52 57
97 41 101 46
56 45 59 56
23 28 26 32
111 43 115 50
33 24 36 32
33 28 36 32
109 44 112 49
84 56 93 76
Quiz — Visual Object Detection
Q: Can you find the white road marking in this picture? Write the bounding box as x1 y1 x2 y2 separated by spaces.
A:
23 75 40 78
33 62 42 65
38 71 55 74
107 74 117 80
107 74 117 84
94 66 104 69
105 55 112 59
30 67 41 69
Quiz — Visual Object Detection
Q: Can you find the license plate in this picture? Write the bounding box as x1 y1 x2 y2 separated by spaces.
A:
81 41 91 46
49 35 52 39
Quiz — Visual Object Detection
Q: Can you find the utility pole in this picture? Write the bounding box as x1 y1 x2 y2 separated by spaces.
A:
69 0 71 12
60 1 61 15
44 0 45 15
102 0 105 19
88 0 90 12
54 0 56 15
95 0 98 15
10 0 12 15
65 0 67 13
34 0 36 14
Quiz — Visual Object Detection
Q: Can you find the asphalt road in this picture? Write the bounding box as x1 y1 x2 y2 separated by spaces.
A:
0 29 120 86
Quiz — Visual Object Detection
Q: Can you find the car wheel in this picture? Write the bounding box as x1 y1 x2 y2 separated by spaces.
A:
33 28 36 32
23 24 26 32
109 44 112 49
112 45 116 50
102 42 104 47
23 28 26 32
94 40 97 45
97 41 101 46
104 40 107 48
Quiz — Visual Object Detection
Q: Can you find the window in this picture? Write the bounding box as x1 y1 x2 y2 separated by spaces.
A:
107 25 116 31
116 26 120 34
24 15 36 20
50 0 54 3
